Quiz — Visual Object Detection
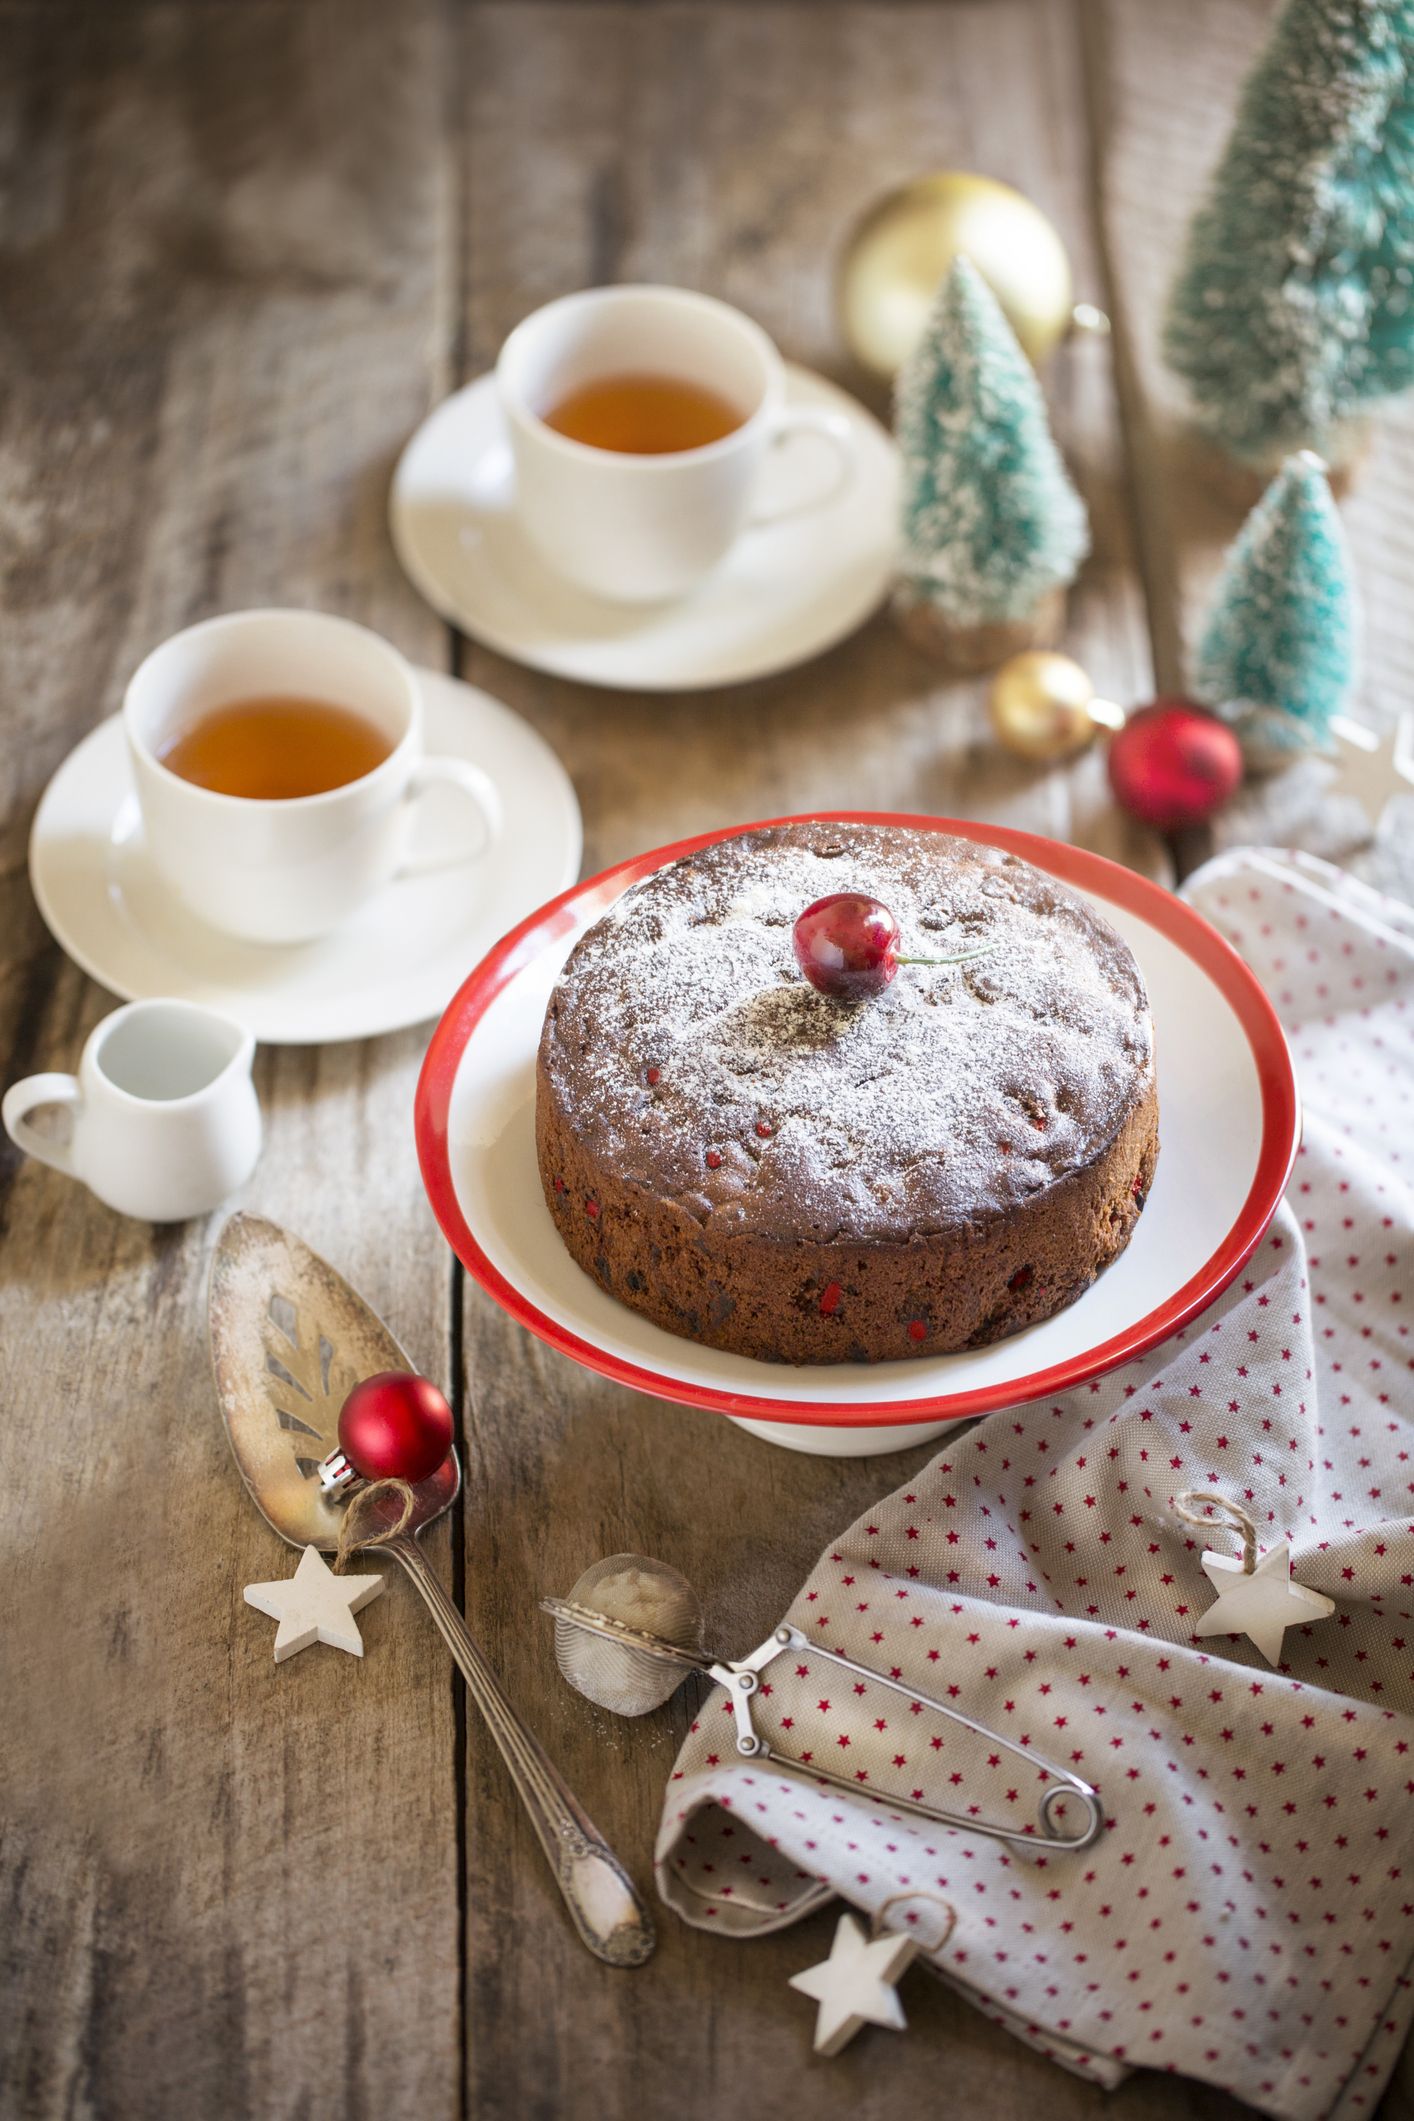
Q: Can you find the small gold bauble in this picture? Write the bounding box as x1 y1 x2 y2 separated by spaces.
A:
839 172 1075 378
988 652 1124 763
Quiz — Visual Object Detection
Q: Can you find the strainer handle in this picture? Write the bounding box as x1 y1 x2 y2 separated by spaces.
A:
386 1532 655 1968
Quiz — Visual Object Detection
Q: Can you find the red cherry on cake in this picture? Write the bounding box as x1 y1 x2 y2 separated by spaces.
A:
794 893 899 999
336 1371 454 1485
792 893 993 1001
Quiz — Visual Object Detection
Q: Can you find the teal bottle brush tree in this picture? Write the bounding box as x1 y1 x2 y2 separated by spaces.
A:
894 256 1090 673
1164 0 1414 480
1193 451 1358 764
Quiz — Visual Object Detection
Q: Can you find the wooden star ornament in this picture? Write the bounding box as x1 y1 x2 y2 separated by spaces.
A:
1195 1542 1335 1666
789 1912 921 2057
1324 713 1414 840
244 1544 385 1662
1177 1493 1334 1669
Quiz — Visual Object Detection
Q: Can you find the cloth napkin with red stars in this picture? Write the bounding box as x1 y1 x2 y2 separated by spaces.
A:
654 849 1414 2120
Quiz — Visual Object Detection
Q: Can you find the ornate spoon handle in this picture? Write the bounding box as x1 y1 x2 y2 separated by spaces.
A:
386 1531 655 1967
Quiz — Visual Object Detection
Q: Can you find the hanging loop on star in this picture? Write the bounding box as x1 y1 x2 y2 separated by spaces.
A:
871 1890 956 1956
1173 1489 1257 1574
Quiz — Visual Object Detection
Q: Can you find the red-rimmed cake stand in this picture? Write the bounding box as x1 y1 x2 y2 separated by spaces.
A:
415 815 1299 1456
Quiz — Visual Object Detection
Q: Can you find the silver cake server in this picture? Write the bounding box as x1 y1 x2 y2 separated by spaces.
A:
209 1212 654 1968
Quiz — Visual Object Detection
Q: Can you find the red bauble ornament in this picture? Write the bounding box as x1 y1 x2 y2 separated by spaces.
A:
1107 699 1242 832
336 1371 454 1485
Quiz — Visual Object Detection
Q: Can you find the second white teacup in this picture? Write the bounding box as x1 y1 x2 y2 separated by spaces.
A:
124 610 500 945
497 285 856 603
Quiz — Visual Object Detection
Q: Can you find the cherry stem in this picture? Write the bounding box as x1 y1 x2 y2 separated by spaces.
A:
894 943 995 966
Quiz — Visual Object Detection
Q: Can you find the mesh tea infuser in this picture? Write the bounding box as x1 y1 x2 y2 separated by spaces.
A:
544 1553 1104 1854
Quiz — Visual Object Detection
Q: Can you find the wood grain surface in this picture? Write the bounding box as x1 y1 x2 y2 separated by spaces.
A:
0 6 463 2117
0 4 1409 2120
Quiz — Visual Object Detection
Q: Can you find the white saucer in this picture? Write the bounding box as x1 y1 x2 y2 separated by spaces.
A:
29 670 582 1046
389 366 899 691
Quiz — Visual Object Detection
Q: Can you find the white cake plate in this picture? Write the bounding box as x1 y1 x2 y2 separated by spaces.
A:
415 814 1299 1456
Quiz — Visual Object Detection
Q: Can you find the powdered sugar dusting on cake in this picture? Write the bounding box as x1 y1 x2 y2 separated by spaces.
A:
540 824 1153 1242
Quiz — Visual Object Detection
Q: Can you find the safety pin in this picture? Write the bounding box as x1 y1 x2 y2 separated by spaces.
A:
543 1592 1105 1855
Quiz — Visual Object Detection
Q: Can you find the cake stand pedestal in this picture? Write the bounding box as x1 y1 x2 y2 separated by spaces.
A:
728 1414 952 1457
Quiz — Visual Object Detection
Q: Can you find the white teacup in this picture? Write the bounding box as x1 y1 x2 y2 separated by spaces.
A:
3 998 262 1223
124 609 500 945
497 285 856 602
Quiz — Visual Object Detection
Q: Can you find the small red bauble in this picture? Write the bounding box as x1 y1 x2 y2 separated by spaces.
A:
1107 698 1242 832
337 1371 454 1485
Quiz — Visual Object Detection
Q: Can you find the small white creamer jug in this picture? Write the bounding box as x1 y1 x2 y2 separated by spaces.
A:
3 998 261 1222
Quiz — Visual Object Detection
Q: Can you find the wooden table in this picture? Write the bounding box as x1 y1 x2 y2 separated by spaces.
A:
3 4 1410 2116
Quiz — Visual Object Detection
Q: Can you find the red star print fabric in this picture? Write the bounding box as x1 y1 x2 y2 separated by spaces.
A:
655 851 1414 2119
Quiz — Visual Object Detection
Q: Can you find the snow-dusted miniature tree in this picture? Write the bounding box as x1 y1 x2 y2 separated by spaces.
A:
894 257 1089 670
1193 452 1357 758
1164 0 1414 470
1356 14 1414 404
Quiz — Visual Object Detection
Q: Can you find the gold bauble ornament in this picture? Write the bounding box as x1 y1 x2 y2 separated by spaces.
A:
988 653 1125 763
839 173 1080 378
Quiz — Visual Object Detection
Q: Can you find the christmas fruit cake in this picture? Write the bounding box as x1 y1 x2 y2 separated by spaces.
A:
535 821 1157 1365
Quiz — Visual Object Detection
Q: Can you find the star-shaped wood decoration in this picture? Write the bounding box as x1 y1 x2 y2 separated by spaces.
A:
1194 1543 1335 1667
1324 713 1414 839
788 1911 919 2056
244 1544 385 1663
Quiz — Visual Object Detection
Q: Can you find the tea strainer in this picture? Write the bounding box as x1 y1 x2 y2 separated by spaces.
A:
543 1551 1103 1854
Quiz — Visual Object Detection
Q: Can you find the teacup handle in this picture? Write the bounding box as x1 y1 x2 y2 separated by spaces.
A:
398 755 502 876
3 1074 82 1180
749 406 857 528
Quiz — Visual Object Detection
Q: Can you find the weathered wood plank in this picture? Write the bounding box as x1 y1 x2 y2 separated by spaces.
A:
1086 0 1414 905
448 9 1237 2120
0 6 462 2117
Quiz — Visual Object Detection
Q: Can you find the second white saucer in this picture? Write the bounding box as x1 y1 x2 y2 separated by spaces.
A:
29 669 582 1046
390 365 899 691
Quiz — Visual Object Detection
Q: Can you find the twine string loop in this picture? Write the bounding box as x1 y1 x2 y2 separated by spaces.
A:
333 1477 416 1573
1173 1489 1257 1575
871 1888 956 1955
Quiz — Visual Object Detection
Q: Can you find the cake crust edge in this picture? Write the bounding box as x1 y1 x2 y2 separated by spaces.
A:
536 1054 1158 1365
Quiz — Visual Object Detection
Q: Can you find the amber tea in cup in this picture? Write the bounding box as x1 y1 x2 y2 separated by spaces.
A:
499 287 857 599
540 372 744 455
126 610 502 944
158 696 393 800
